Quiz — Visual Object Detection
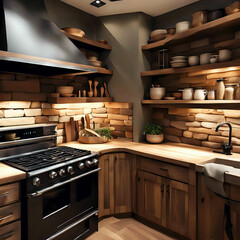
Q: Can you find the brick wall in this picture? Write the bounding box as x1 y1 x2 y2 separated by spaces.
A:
153 108 240 153
0 73 133 144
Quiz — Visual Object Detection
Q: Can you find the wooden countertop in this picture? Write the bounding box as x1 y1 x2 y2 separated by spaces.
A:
62 140 240 168
0 163 26 185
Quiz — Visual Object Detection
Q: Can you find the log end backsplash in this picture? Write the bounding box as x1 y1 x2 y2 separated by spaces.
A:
153 108 240 154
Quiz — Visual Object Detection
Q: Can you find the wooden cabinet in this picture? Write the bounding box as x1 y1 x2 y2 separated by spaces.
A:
98 153 132 218
137 171 165 226
0 182 21 240
166 179 189 237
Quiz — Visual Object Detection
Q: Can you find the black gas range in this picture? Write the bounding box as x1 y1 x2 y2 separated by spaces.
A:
0 124 100 240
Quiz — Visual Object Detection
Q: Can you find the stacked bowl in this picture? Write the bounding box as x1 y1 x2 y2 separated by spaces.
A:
171 56 188 68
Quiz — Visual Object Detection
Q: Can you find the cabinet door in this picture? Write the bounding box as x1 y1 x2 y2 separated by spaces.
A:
98 154 115 218
166 179 189 237
137 170 165 226
114 153 132 214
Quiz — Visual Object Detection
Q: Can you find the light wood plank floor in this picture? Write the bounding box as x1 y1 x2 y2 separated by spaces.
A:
87 217 175 240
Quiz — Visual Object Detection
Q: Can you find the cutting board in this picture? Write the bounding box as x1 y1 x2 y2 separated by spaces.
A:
65 117 78 142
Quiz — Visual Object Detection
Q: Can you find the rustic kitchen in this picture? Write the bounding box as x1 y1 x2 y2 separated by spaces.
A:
0 0 240 239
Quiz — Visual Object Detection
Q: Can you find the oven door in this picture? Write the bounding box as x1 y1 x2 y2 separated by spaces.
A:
26 168 100 240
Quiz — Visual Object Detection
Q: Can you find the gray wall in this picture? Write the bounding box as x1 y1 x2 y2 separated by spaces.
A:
97 13 153 142
45 0 98 40
154 0 237 29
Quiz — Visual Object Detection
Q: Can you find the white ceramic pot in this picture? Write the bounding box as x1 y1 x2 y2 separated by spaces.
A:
176 21 190 33
200 53 212 65
150 88 165 100
219 49 232 62
194 89 207 100
180 88 193 100
207 90 215 100
146 134 164 144
188 56 199 66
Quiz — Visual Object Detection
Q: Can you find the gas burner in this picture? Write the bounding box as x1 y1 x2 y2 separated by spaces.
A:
3 146 91 172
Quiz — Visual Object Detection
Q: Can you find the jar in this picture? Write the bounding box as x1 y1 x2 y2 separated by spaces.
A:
216 78 225 100
180 88 193 100
150 87 165 100
194 88 207 100
207 90 215 100
225 84 235 100
235 83 240 100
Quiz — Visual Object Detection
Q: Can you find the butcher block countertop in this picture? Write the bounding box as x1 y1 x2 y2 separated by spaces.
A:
62 140 240 168
0 163 26 185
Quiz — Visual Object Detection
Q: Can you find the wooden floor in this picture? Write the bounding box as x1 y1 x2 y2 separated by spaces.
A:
87 217 175 240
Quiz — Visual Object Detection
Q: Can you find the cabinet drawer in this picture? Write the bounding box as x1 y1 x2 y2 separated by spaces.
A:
0 203 20 227
138 157 189 183
0 221 21 240
0 183 19 207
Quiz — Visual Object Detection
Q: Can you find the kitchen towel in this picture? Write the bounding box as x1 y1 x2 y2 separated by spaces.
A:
202 163 240 197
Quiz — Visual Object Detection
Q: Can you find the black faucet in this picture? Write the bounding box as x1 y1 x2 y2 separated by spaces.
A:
215 122 232 155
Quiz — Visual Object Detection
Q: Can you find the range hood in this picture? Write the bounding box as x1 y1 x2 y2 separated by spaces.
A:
0 0 96 75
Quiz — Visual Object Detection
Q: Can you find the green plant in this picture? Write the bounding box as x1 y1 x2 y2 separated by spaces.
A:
143 123 163 135
96 127 112 140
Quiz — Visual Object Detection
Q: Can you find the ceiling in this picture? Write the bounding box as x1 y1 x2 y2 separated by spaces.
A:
61 0 199 17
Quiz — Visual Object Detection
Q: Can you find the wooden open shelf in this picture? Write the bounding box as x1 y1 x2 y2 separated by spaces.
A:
62 31 112 51
48 97 114 104
214 39 240 50
141 60 240 77
142 99 240 109
142 12 240 51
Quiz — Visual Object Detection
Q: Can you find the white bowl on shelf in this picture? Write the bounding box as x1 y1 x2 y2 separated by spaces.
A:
150 88 165 100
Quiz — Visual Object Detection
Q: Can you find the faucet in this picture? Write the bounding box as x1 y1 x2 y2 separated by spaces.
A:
215 122 232 155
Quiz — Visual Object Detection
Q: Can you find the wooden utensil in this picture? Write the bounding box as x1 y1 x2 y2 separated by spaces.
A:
85 114 91 129
101 86 104 97
104 82 110 97
64 121 72 142
88 80 93 92
81 117 85 129
94 81 98 97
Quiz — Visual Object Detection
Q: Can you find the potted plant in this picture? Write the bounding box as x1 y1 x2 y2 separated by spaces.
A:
143 123 164 144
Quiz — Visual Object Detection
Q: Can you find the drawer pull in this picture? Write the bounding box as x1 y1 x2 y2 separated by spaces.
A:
0 213 13 222
0 230 13 239
0 193 8 198
159 168 168 172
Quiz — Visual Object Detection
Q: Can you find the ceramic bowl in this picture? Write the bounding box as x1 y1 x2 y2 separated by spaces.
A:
150 29 167 41
90 60 102 67
176 21 190 33
167 27 176 35
188 56 200 66
88 92 94 97
172 92 182 99
56 86 74 95
146 134 164 144
61 27 85 37
150 88 165 100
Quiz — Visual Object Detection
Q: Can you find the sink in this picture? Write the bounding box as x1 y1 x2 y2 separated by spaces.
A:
196 158 240 186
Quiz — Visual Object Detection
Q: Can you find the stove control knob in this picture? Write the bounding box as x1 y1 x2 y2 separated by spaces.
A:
67 166 74 175
49 171 57 179
78 163 85 170
32 177 40 186
59 169 66 177
92 159 99 166
85 160 93 168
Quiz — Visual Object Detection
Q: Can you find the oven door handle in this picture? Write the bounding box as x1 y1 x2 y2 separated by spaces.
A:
28 168 101 198
46 210 98 240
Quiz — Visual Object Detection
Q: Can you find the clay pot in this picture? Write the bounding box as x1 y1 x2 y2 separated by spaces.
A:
146 134 164 144
216 78 226 100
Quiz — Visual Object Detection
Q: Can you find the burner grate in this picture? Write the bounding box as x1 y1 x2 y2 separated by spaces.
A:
3 146 91 172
